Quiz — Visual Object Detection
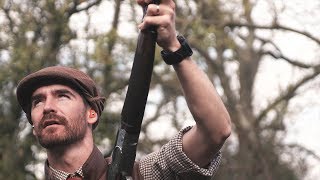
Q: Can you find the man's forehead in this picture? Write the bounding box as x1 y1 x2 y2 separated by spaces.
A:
32 84 79 96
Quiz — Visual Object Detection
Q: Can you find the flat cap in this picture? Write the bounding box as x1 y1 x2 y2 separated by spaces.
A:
16 66 106 129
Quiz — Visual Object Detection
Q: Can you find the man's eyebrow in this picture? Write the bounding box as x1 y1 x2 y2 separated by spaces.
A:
31 88 77 102
54 88 77 98
31 94 44 103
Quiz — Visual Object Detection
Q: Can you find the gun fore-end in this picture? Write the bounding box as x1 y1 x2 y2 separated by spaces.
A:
107 128 140 180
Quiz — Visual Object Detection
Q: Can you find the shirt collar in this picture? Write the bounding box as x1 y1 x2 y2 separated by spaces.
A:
49 165 83 180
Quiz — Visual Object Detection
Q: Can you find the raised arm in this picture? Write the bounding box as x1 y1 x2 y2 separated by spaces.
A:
137 0 231 167
173 58 231 167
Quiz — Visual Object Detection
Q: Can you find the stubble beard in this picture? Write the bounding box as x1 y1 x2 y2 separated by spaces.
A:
35 111 87 149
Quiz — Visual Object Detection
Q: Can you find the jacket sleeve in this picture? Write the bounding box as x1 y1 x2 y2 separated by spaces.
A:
138 126 222 180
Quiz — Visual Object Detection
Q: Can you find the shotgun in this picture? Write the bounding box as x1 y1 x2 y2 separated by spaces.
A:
107 1 160 179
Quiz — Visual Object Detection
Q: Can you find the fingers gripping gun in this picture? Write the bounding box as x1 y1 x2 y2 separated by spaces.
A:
107 1 160 180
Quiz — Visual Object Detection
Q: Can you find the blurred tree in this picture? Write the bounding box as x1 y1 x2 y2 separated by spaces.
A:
0 0 319 179
172 0 320 179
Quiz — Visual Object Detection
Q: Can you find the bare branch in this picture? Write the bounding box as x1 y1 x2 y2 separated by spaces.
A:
286 143 320 162
257 67 320 122
225 22 320 45
67 0 103 17
255 36 319 68
263 50 318 69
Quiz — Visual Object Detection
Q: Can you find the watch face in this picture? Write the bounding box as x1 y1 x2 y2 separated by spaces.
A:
178 36 193 56
184 42 193 56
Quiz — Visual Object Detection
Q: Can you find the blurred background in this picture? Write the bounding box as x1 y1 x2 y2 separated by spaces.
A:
0 0 319 179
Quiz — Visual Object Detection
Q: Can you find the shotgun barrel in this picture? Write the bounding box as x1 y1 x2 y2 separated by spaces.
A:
107 1 160 179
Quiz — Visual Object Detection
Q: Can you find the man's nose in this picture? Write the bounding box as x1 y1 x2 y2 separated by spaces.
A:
43 97 57 114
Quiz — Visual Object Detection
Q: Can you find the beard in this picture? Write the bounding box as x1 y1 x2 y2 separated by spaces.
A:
34 110 87 149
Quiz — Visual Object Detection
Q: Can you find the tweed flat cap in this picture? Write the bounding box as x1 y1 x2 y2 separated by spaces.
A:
16 66 106 129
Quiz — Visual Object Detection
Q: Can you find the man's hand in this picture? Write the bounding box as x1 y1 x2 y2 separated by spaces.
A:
137 0 181 52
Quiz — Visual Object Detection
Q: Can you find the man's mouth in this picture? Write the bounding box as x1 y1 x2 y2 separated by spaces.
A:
42 120 61 128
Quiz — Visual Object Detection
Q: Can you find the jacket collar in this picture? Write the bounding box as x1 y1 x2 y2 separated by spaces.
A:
45 146 108 180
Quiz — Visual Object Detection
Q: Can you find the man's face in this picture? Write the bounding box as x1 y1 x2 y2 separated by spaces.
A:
30 84 89 149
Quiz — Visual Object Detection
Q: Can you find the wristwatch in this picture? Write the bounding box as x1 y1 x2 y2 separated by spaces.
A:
161 35 193 65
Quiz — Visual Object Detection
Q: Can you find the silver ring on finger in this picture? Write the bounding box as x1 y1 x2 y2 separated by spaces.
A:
156 5 160 15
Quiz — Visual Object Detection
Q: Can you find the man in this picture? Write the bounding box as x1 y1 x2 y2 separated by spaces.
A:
16 0 231 179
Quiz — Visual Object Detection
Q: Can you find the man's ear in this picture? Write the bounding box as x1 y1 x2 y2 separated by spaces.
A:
87 109 98 124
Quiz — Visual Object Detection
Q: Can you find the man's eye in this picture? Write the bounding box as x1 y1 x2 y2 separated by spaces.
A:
32 99 42 107
58 94 70 99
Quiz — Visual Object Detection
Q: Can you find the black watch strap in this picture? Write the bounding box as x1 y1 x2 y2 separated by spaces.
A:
161 35 193 65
